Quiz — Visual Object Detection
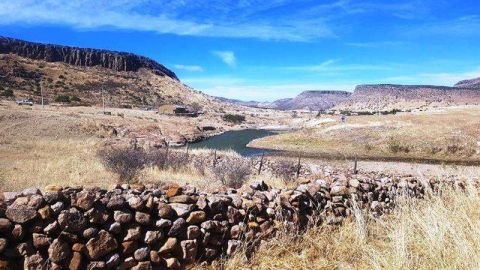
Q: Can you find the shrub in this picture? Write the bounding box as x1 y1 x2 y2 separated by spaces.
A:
54 95 71 103
147 149 190 171
70 96 81 102
1 89 14 97
98 147 147 183
191 155 211 175
210 156 251 188
388 137 410 153
270 159 299 183
222 114 245 124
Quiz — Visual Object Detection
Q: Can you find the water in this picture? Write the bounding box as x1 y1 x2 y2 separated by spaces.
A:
190 129 276 157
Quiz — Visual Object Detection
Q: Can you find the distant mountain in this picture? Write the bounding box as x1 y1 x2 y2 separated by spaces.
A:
217 90 352 111
455 77 480 88
334 82 480 111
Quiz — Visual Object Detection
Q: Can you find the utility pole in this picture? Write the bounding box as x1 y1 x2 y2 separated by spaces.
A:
40 84 44 109
102 86 106 114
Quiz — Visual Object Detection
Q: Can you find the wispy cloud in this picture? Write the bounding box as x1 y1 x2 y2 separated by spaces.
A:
380 67 480 86
173 64 204 72
346 41 407 48
405 15 480 37
0 0 337 41
212 50 236 67
282 59 395 73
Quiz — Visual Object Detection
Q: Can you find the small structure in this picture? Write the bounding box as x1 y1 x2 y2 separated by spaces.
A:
158 104 198 117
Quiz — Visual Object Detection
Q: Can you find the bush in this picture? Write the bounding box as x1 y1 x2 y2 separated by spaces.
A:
270 159 299 183
98 147 147 183
1 90 14 97
222 114 245 124
70 96 81 102
191 155 211 175
55 95 71 103
147 149 190 171
388 137 410 153
210 156 251 188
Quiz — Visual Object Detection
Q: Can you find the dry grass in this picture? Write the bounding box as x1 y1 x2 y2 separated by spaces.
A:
250 106 480 163
198 185 480 270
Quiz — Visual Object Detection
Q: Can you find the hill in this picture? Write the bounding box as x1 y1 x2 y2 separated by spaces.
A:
334 83 480 111
0 36 225 111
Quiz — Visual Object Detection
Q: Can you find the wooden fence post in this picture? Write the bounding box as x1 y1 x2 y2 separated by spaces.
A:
213 150 217 168
353 156 358 174
258 151 265 175
185 142 189 157
164 142 169 169
296 156 301 178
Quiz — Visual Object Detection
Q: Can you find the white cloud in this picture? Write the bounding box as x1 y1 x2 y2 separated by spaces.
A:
346 41 406 48
173 64 204 72
212 51 236 67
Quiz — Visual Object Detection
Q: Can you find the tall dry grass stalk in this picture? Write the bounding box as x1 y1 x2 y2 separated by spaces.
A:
198 184 480 270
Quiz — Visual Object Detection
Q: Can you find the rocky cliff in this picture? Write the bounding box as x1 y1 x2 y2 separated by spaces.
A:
335 83 480 111
0 36 177 80
455 77 480 88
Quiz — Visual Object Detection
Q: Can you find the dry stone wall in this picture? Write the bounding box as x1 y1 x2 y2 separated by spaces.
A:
0 174 468 269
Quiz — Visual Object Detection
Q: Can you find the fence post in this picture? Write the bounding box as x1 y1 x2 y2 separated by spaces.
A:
213 150 217 168
353 156 358 174
296 156 301 178
185 142 189 157
258 151 265 175
164 142 169 169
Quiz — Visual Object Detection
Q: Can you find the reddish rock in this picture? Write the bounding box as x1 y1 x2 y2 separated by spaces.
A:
159 238 178 254
85 230 118 260
69 252 82 270
24 253 47 270
71 190 96 210
32 233 50 249
5 204 37 224
58 208 87 232
180 240 197 263
186 211 206 224
48 238 71 264
166 186 182 198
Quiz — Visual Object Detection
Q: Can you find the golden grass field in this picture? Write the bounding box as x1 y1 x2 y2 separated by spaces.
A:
250 106 480 164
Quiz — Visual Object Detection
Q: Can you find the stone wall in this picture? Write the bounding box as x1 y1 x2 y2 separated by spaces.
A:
0 174 467 269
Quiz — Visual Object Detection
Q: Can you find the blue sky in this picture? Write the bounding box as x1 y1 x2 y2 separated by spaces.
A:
1 0 479 101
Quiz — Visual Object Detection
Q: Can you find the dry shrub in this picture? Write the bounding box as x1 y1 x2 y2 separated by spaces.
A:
98 147 147 183
147 149 190 171
270 159 299 183
210 156 251 188
190 155 211 176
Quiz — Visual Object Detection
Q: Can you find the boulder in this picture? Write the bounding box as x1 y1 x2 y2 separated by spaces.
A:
5 204 37 223
48 239 70 264
85 230 118 260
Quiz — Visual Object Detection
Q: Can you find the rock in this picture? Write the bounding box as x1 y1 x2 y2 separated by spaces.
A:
109 222 122 234
50 202 64 215
159 238 178 254
37 206 52 220
168 218 186 237
158 203 174 219
87 261 106 270
230 225 242 239
180 240 197 263
86 206 110 224
156 218 172 229
187 225 201 240
144 231 163 245
170 203 194 218
69 252 82 270
83 227 99 239
227 240 241 256
169 195 196 204
330 185 349 196
114 210 133 224
121 241 138 255
43 221 60 235
124 225 141 241
48 238 70 264
134 247 150 261
135 212 151 225
133 261 153 270
24 253 47 270
166 186 182 198
58 208 87 232
71 190 96 210
107 195 125 209
5 204 37 223
149 250 161 264
165 257 181 269
105 253 121 268
0 238 7 253
117 257 137 270
10 224 24 241
32 233 49 249
0 218 12 232
186 211 206 224
86 230 118 260
128 196 145 210
72 243 85 253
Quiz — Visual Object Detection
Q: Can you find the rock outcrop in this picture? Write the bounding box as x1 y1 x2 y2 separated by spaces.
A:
0 173 471 269
455 77 480 88
0 36 178 80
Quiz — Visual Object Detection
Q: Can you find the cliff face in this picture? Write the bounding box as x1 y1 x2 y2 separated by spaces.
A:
269 90 352 111
0 36 178 80
455 77 480 88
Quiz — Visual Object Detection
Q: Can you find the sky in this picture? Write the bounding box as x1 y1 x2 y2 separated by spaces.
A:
0 0 480 101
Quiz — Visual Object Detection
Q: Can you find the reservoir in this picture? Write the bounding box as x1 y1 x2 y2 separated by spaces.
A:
190 129 276 156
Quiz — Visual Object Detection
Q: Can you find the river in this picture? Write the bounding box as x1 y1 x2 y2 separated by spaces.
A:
190 129 276 157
